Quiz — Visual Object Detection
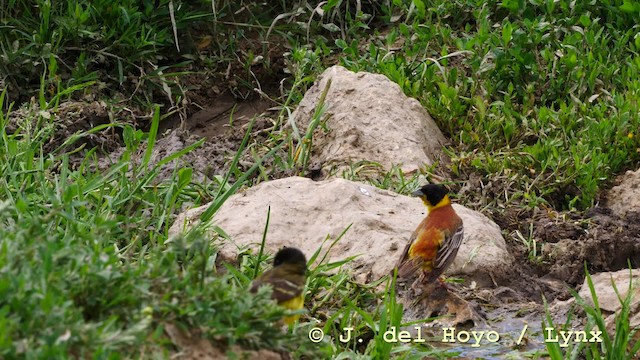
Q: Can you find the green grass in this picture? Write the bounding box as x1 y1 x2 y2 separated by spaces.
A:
1 0 209 104
2 0 640 358
320 0 640 209
0 89 312 357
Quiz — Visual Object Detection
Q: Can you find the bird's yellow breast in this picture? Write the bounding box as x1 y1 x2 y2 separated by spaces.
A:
279 294 304 325
280 294 304 311
407 204 460 269
408 229 439 271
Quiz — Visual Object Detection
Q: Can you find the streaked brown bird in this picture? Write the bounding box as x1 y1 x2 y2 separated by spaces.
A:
396 184 464 284
250 247 307 325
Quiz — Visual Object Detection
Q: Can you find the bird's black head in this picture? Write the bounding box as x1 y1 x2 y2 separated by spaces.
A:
411 184 449 207
273 247 307 268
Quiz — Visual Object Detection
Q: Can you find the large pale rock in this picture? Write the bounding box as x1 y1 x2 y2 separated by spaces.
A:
607 168 640 218
578 269 640 338
291 65 448 174
169 177 513 286
447 205 510 279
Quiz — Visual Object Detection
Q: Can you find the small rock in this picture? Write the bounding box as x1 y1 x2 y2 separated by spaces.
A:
577 269 640 339
291 65 448 175
578 269 640 313
607 168 640 218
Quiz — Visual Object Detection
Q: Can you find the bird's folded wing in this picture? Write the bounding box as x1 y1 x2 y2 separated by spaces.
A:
433 223 464 273
395 230 422 278
396 257 423 279
269 277 304 303
251 273 304 303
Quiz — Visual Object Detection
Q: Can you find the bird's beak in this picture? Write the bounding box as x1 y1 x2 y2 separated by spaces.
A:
411 189 424 197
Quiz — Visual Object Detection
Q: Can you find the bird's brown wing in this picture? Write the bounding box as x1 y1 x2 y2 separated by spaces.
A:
395 228 422 279
431 222 464 277
250 267 304 303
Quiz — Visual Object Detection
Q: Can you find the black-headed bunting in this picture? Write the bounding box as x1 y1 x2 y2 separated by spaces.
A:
250 247 307 325
396 184 464 284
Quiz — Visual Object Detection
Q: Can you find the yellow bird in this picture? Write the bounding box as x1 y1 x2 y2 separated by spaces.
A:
250 247 307 325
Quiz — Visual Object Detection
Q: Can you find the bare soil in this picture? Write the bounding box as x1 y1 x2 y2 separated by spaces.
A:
540 208 640 285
